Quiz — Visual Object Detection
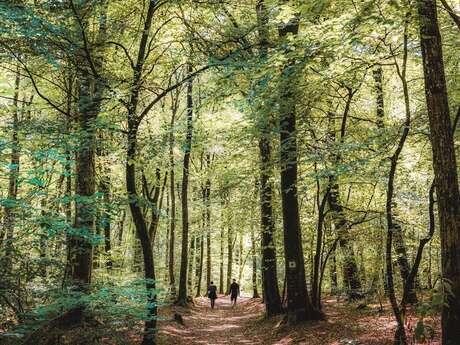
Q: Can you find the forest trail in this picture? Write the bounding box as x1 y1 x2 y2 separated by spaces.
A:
156 296 441 345
158 296 263 345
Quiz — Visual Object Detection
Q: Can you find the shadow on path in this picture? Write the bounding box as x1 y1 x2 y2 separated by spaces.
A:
158 296 263 345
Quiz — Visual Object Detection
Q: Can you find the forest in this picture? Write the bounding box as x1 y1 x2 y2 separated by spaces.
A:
0 0 459 344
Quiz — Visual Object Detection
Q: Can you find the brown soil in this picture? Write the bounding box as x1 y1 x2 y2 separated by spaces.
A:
155 296 441 345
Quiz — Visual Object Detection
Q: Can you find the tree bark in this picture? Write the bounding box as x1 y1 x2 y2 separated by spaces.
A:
373 66 385 128
312 184 329 309
219 216 225 295
205 156 212 291
67 0 108 295
237 234 247 283
256 0 283 316
99 146 112 270
278 9 322 322
168 105 177 297
164 187 170 282
63 80 74 284
251 216 260 299
117 209 125 246
385 21 412 345
330 247 338 295
2 69 20 272
439 0 460 30
196 226 204 297
126 126 157 345
188 234 195 293
226 221 233 295
392 29 418 305
125 1 159 343
326 92 362 301
69 72 98 289
196 181 206 297
177 63 194 306
417 1 460 343
144 169 167 247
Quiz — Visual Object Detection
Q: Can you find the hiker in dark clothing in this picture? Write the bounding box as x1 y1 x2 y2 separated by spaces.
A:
207 281 218 309
229 279 240 307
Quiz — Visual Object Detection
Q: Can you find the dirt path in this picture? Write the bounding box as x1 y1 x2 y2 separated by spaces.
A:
158 296 264 345
156 297 441 345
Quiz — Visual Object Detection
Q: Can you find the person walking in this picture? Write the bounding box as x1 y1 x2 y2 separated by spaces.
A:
229 279 240 307
207 281 218 309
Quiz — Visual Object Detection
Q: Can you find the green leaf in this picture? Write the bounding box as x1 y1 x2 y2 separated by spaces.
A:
26 177 45 188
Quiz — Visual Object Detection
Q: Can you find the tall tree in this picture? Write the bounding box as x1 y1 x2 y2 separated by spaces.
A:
256 0 283 316
373 66 385 128
219 201 225 294
66 0 109 301
204 154 212 291
226 203 234 295
326 92 362 301
2 68 21 272
417 1 460 343
168 93 178 296
195 205 204 297
277 3 322 322
177 63 194 306
250 209 260 299
125 1 160 343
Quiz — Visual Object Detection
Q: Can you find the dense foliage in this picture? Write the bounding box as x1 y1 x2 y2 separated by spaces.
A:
0 0 459 344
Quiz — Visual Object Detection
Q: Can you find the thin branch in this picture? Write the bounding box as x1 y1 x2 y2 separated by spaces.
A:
107 41 135 70
440 0 460 30
4 48 69 117
69 0 100 79
137 64 214 124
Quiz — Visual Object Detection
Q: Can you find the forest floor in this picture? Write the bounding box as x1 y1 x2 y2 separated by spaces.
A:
9 294 441 345
150 296 441 345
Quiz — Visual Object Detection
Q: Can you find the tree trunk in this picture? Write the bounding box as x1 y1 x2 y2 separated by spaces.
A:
99 155 112 270
196 184 206 297
219 219 225 295
427 242 433 289
330 247 338 295
117 209 125 246
385 21 412 345
417 1 460 343
205 159 212 291
2 69 20 272
226 222 233 295
393 30 418 305
177 63 194 306
278 10 322 322
188 234 195 294
126 126 157 345
358 247 366 288
326 94 362 301
63 83 73 283
39 196 48 278
251 219 260 298
67 0 108 297
238 233 244 280
196 230 204 297
69 72 98 289
392 222 417 303
256 0 283 316
373 66 385 128
164 189 170 282
169 108 177 297
125 2 159 343
312 185 329 309
146 170 167 247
